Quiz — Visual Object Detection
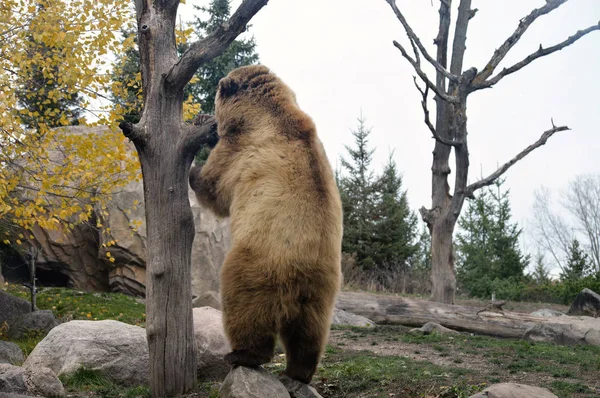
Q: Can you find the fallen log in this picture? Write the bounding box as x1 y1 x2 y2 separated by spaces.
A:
336 291 600 346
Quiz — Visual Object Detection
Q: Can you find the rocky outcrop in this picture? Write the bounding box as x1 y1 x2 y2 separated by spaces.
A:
7 310 59 339
193 307 230 380
469 383 557 398
0 342 24 365
193 290 222 310
331 309 375 328
220 366 291 398
18 125 230 298
409 322 460 335
568 288 600 317
522 315 600 346
0 291 31 325
0 364 64 397
23 320 149 386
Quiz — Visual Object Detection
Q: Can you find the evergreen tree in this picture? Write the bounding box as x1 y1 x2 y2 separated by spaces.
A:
371 152 418 270
531 252 551 284
338 115 378 269
456 178 530 297
189 0 259 114
110 28 142 124
17 27 82 130
561 239 591 281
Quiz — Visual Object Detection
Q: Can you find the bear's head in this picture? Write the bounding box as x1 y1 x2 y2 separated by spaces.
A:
214 65 298 138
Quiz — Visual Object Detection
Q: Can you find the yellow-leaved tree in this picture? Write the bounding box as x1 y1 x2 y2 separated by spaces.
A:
0 0 141 241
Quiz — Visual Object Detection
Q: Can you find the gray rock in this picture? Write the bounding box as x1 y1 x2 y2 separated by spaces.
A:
530 309 565 318
193 291 222 310
0 342 24 365
331 309 375 327
568 288 600 317
193 307 230 380
220 366 290 398
23 320 148 386
23 366 64 397
522 316 600 346
0 291 31 325
7 310 59 339
409 322 459 335
0 363 26 394
278 375 323 398
469 382 557 397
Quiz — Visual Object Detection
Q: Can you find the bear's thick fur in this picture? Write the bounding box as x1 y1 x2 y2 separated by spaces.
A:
189 65 342 383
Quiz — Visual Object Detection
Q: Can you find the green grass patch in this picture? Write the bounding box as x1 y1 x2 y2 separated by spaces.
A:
60 368 150 398
315 349 481 397
550 381 591 398
2 284 146 326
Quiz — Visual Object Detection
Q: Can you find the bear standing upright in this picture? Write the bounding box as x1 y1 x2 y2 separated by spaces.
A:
189 65 343 384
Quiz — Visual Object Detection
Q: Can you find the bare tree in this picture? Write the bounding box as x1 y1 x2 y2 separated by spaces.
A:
384 0 599 303
532 174 600 275
119 0 268 396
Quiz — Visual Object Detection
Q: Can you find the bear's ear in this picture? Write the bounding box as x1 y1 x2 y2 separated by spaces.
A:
218 77 239 99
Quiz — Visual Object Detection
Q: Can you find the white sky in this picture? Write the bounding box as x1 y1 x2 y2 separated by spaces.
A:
180 0 600 272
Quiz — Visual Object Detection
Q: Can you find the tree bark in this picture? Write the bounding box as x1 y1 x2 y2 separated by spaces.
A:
120 0 268 396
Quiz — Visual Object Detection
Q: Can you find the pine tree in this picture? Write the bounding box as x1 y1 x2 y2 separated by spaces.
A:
561 239 591 281
189 0 259 114
456 178 530 297
531 252 551 284
338 115 378 269
371 152 418 270
110 28 142 124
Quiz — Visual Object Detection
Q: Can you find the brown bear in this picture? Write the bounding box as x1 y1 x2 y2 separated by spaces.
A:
189 64 342 384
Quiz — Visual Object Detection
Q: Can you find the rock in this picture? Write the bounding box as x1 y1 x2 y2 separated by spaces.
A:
530 309 565 318
0 363 26 394
193 290 222 310
469 382 557 397
23 320 148 386
7 310 60 339
278 375 323 398
568 288 600 317
18 126 231 298
409 322 459 335
0 342 24 365
193 307 230 380
23 366 64 397
0 291 31 325
522 316 600 346
220 366 290 398
331 309 375 327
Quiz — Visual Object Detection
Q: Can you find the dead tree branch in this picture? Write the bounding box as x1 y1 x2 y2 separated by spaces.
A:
413 78 462 147
166 0 269 92
473 0 570 85
394 40 459 103
386 0 458 82
473 22 600 90
466 123 570 195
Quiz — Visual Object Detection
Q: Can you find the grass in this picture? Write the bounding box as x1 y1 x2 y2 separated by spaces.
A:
60 368 150 398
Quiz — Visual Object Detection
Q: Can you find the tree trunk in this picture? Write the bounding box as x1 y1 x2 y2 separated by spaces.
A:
336 291 597 342
430 219 456 304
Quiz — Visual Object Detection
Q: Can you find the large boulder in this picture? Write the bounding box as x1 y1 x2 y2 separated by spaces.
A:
193 307 230 380
18 126 230 298
331 309 375 328
568 288 600 317
469 383 557 397
0 291 31 325
0 342 24 365
23 320 148 386
220 366 291 398
0 363 26 394
522 316 600 346
7 310 59 339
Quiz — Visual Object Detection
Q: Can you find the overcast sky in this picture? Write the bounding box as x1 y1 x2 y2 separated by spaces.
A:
181 0 600 271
